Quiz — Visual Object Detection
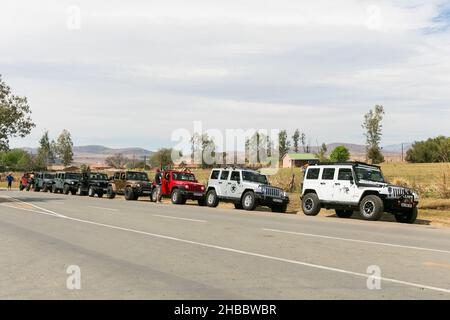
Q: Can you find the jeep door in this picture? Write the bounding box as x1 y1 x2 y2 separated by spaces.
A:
333 168 357 203
320 168 336 202
304 167 321 197
217 170 230 197
162 171 171 195
118 172 127 191
226 171 243 200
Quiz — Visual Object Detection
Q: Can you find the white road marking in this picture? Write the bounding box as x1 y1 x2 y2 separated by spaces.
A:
87 206 118 212
0 195 66 218
3 195 450 295
263 228 450 254
153 214 207 223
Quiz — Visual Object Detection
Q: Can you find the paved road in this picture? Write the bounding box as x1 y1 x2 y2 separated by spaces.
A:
1 189 450 299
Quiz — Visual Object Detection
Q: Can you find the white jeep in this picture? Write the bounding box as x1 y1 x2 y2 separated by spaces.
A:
205 168 290 212
301 162 419 223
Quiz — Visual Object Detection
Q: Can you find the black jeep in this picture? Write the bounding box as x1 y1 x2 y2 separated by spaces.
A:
77 172 109 197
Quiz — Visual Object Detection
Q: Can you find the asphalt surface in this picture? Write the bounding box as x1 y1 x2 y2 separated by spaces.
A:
1 189 450 299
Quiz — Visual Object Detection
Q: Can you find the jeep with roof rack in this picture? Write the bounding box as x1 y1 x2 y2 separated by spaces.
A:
301 162 419 223
205 167 290 212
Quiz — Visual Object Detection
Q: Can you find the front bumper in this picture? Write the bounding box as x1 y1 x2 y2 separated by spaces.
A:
385 195 418 212
180 190 205 200
134 187 153 196
256 193 290 206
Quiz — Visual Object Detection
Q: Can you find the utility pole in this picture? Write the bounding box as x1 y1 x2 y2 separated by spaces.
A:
401 143 404 162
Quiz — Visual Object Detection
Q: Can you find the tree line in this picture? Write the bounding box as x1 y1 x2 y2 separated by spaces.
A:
406 136 450 163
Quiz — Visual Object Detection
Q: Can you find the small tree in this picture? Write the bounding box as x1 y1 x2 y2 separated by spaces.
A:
362 105 385 164
292 129 300 153
330 146 350 162
316 143 328 162
278 130 291 160
37 130 54 168
150 148 174 169
0 75 36 151
105 153 129 169
55 129 74 167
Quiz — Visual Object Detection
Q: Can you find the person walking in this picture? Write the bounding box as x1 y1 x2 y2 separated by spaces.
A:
6 173 14 191
154 168 163 203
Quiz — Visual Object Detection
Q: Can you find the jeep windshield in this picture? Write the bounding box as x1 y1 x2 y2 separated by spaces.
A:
66 173 81 180
127 172 149 181
355 166 385 183
44 173 55 179
172 172 196 182
242 171 268 184
89 173 108 180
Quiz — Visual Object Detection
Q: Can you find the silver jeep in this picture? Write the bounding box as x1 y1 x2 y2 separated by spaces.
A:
205 167 290 212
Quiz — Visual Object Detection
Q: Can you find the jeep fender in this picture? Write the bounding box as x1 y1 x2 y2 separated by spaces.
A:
240 189 256 202
358 190 383 204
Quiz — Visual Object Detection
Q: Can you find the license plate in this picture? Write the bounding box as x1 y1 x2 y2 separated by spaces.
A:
194 193 203 197
401 203 413 208
273 198 283 203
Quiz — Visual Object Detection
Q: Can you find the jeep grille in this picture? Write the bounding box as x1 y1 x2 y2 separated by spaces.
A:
263 186 283 198
392 187 409 198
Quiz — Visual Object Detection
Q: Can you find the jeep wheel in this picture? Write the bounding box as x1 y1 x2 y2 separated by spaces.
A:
395 207 418 224
106 186 116 199
335 209 353 218
206 190 219 208
97 191 104 198
234 203 243 210
43 185 49 193
124 187 135 201
52 185 58 193
63 185 70 195
70 189 76 195
171 189 183 204
150 188 158 202
272 204 288 213
88 186 95 197
302 193 321 216
242 191 257 211
359 195 384 221
34 187 41 192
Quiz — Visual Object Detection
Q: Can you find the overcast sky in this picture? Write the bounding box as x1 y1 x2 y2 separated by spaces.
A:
1 0 450 150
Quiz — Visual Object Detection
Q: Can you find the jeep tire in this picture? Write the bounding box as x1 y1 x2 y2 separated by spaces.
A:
88 186 95 197
359 195 384 221
206 189 219 208
124 187 135 201
302 193 321 216
171 189 183 204
52 185 58 194
336 209 353 218
63 185 70 195
97 191 104 198
395 207 418 224
150 188 158 202
106 186 116 199
242 191 257 211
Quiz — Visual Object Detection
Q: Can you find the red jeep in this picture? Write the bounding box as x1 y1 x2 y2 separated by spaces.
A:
150 170 206 205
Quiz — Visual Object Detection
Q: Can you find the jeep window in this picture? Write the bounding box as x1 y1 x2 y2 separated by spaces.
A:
66 173 80 180
338 169 353 181
173 172 196 182
230 171 241 182
355 167 385 183
114 172 120 179
210 170 220 180
89 173 108 180
127 172 149 181
44 173 55 179
306 168 320 180
120 173 126 180
242 171 267 184
220 171 230 180
322 168 335 180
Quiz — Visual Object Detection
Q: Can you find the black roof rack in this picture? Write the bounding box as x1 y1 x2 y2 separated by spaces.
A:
315 161 381 168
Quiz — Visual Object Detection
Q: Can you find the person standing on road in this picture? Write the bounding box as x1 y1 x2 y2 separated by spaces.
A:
154 168 163 203
6 173 14 191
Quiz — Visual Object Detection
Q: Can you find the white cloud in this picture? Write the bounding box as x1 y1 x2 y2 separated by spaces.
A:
1 0 449 149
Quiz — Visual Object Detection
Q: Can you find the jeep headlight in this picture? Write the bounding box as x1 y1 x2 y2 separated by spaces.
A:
136 183 141 188
256 185 264 193
413 191 419 200
282 191 288 198
70 181 75 185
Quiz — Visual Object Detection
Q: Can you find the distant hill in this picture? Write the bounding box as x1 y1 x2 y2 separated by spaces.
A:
20 145 154 165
